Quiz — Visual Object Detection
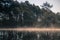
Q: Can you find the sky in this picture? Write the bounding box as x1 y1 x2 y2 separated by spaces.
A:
17 0 60 13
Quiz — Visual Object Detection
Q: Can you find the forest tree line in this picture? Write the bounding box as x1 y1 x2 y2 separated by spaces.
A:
0 0 60 28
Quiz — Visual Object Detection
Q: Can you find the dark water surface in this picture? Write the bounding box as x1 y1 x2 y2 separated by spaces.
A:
0 31 60 40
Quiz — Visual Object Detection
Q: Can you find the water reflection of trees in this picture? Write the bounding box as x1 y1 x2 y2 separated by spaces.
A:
0 31 60 40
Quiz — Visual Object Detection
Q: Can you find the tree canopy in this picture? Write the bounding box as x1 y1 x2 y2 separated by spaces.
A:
0 0 60 28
